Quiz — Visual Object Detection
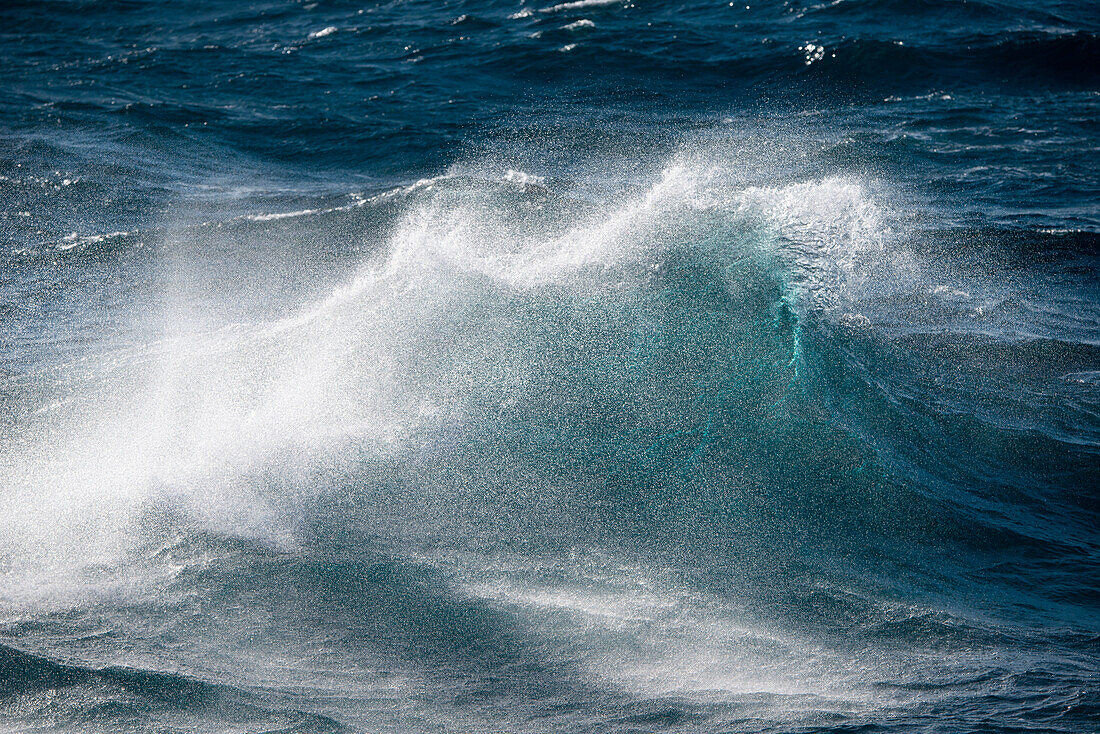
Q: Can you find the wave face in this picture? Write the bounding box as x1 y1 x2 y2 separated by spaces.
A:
2 1 1098 733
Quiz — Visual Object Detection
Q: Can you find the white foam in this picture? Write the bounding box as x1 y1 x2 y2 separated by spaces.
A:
453 553 880 709
308 26 338 39
244 208 322 221
503 169 547 187
540 0 622 13
57 230 131 251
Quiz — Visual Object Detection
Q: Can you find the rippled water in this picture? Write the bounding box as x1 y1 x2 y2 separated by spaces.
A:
1 1 1098 732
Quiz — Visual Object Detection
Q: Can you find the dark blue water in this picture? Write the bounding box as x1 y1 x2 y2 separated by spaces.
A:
2 1 1098 732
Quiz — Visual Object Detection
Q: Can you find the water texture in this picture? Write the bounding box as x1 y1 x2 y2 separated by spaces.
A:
1 1 1098 732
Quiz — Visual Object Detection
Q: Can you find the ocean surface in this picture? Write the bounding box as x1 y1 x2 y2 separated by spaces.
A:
2 1 1099 732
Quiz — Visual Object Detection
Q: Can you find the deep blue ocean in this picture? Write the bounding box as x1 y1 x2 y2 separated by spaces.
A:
1 1 1098 732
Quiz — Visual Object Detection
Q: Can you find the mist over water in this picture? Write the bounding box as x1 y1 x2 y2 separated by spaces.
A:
2 1 1099 732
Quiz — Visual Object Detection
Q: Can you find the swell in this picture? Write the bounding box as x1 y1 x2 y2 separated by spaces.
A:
0 643 347 732
487 31 1100 91
5 3 1098 159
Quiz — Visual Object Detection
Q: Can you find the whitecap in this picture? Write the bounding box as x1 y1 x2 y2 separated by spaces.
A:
540 0 622 14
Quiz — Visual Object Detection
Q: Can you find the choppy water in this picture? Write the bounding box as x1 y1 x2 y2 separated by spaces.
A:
1 1 1098 732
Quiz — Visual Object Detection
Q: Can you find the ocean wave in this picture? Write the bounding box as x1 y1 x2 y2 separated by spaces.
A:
0 643 347 732
0 153 886 597
4 149 1091 585
3 139 1098 732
